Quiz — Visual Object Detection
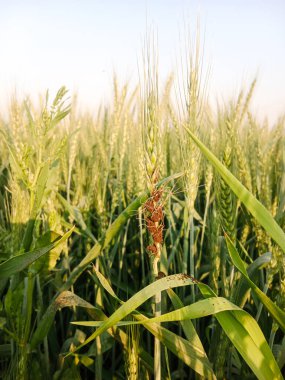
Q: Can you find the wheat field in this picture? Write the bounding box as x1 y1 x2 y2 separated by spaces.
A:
0 43 285 380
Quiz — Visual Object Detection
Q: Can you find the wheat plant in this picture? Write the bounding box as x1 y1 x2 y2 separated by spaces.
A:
0 36 284 380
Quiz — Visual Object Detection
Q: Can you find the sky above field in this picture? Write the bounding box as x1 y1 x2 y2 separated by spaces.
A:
0 0 284 123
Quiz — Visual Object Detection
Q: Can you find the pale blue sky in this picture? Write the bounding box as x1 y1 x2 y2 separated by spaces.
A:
0 0 284 123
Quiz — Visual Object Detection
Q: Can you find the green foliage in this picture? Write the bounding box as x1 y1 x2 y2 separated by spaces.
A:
0 74 284 380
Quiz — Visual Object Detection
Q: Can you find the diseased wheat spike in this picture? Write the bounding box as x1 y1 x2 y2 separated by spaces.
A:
141 36 163 257
141 34 162 380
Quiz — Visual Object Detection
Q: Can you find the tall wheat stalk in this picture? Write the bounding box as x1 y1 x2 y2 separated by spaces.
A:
0 32 285 379
141 33 163 380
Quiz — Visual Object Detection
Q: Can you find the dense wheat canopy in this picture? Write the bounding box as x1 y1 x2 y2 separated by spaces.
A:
0 72 284 378
0 2 285 379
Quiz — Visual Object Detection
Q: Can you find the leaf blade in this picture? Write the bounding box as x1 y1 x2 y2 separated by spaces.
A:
185 127 285 253
225 234 285 332
0 227 74 278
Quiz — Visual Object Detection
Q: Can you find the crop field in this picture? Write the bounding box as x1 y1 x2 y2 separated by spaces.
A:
0 44 285 380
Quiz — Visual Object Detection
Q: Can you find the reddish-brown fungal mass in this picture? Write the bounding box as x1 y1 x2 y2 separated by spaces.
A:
153 230 163 244
151 206 163 222
152 188 163 202
146 218 157 234
143 187 165 255
144 199 155 213
147 244 158 254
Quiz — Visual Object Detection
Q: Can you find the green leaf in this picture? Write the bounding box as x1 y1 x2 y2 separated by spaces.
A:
68 274 196 354
128 293 282 380
61 172 184 289
74 270 215 379
30 163 50 218
73 315 216 378
31 230 62 274
133 313 216 379
198 283 283 380
234 251 271 308
166 288 208 352
31 173 184 347
217 310 283 380
22 163 50 251
0 227 74 278
127 297 241 324
57 193 97 243
85 309 160 377
185 127 285 253
225 234 285 333
30 290 95 349
93 267 121 303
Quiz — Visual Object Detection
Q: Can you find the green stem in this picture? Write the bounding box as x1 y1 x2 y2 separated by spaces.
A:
30 173 183 349
197 190 210 269
269 323 278 349
17 272 35 380
95 336 103 380
23 273 35 342
138 208 146 287
183 208 190 274
152 255 161 380
189 214 196 304
17 344 28 380
256 281 269 322
95 260 102 380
